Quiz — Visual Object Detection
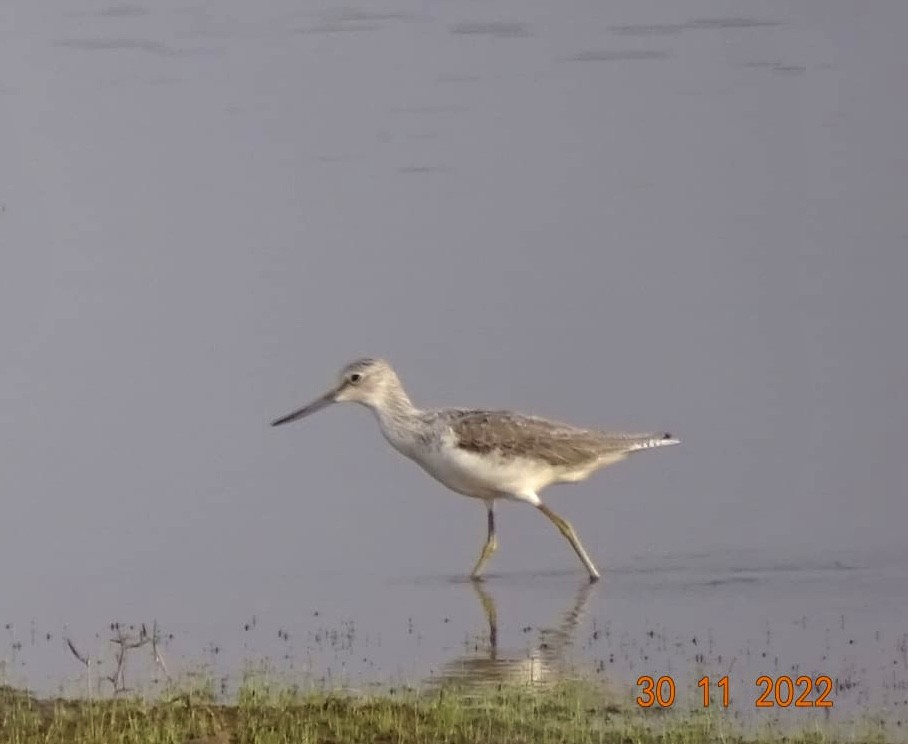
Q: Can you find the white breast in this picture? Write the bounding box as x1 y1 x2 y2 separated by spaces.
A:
405 432 558 502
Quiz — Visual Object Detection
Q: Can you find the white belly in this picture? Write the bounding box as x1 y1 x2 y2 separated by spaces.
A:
378 419 617 503
408 443 559 501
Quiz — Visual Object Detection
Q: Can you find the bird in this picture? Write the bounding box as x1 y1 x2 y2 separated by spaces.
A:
271 358 679 582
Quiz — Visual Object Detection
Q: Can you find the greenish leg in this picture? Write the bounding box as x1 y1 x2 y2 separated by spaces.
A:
470 581 498 651
470 502 498 580
537 503 601 582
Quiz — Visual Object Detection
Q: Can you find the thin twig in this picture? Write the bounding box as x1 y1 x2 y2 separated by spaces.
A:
63 636 93 699
151 620 171 680
65 622 171 696
64 637 89 667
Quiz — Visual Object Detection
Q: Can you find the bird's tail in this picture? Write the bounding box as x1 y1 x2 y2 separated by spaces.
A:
623 432 680 452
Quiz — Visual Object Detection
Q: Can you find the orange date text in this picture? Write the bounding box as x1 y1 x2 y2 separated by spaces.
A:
634 675 834 709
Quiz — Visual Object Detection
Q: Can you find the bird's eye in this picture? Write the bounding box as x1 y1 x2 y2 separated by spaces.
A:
349 373 362 384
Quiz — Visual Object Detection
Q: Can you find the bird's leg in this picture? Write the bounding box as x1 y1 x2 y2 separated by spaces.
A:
470 581 498 653
470 501 498 580
536 504 600 582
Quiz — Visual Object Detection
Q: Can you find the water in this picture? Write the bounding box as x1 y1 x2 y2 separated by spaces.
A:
2 0 907 736
4 547 908 731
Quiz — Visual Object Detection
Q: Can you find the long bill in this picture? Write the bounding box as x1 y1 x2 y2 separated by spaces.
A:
271 387 338 427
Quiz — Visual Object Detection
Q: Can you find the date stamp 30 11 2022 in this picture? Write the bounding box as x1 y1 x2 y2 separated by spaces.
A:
635 675 834 709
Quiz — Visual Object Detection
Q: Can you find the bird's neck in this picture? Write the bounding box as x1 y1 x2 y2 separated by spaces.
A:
368 383 424 450
372 384 418 424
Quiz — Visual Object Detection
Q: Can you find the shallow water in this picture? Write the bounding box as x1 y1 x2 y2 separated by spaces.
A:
2 0 907 736
4 547 908 734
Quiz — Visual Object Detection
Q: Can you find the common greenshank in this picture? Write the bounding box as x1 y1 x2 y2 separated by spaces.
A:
272 358 679 582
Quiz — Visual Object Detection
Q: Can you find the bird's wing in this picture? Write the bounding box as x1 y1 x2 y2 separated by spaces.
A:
445 410 629 468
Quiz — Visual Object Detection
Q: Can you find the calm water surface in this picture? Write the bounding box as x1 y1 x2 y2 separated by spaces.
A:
2 0 907 735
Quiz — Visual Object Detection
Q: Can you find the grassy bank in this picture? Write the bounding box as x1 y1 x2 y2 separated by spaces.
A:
0 680 891 744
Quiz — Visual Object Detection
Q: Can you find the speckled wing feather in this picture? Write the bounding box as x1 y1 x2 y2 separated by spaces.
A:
447 410 664 468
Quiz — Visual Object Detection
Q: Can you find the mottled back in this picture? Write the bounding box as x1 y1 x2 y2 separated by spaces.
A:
448 410 669 468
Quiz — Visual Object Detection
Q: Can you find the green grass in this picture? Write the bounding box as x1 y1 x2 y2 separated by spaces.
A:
0 679 893 744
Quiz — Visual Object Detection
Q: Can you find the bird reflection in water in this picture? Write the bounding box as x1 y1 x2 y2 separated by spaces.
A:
430 580 595 689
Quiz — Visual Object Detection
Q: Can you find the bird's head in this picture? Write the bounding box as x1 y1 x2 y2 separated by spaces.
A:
271 357 402 426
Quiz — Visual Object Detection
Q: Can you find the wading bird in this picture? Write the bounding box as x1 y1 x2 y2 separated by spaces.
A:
271 358 678 581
